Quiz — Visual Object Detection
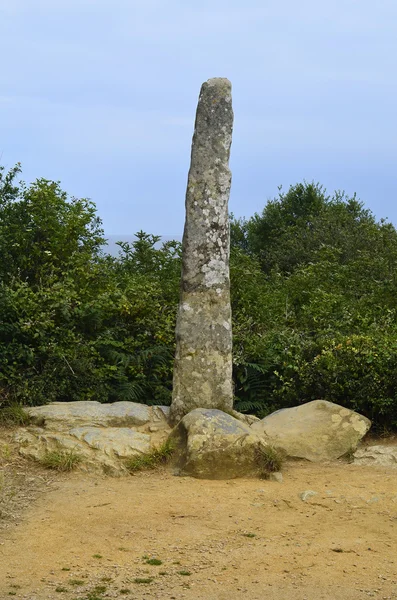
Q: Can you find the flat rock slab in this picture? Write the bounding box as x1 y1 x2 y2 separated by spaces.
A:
354 445 397 467
170 408 268 479
15 426 152 474
69 427 151 457
15 401 172 474
25 401 170 430
251 400 371 462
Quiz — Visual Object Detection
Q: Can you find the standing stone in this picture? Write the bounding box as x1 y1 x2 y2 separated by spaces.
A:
170 78 234 424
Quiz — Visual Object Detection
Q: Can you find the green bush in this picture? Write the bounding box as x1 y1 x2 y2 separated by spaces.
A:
229 182 397 430
298 334 397 429
0 166 180 408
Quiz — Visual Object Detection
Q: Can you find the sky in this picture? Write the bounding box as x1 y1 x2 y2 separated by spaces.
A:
1 0 397 239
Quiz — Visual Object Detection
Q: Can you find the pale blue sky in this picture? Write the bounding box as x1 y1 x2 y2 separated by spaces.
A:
1 0 397 237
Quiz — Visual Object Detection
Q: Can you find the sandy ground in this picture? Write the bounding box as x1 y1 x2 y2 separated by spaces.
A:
0 440 397 600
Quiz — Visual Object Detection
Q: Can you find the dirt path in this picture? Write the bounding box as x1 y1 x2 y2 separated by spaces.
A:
0 459 396 600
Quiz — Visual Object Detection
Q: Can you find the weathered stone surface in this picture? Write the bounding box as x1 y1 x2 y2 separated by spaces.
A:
251 400 371 462
16 428 98 466
353 445 397 468
231 410 260 426
15 426 152 474
69 427 151 457
169 408 268 479
170 78 234 424
268 472 283 483
25 401 169 431
15 401 172 474
299 490 318 502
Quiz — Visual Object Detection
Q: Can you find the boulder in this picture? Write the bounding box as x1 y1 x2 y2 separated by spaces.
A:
169 408 269 479
25 401 170 431
251 400 371 462
353 445 397 468
15 426 152 474
15 401 172 474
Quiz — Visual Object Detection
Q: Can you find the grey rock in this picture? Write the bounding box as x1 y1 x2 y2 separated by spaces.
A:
16 428 97 464
170 78 234 424
69 427 151 457
268 472 283 483
353 445 397 468
15 426 152 474
231 411 260 426
251 400 371 462
299 490 318 502
366 496 380 504
25 401 167 430
169 408 268 479
16 401 173 474
155 405 171 422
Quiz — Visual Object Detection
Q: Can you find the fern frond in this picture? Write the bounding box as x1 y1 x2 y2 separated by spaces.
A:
113 380 147 402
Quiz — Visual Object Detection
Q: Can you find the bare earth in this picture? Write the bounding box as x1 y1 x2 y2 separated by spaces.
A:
1 433 397 600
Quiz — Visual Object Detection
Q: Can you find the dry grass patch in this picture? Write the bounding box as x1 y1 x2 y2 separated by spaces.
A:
0 405 31 428
125 439 175 473
256 444 285 476
38 449 82 472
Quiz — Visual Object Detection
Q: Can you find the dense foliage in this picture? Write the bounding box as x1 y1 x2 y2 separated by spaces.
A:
0 165 179 408
231 183 397 429
1 167 397 430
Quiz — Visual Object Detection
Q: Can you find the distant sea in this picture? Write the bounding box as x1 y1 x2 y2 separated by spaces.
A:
102 235 182 257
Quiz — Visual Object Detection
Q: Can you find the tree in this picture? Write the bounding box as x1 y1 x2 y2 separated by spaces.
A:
237 182 397 277
0 171 105 286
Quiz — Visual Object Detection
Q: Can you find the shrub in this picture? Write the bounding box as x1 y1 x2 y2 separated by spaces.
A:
298 334 397 429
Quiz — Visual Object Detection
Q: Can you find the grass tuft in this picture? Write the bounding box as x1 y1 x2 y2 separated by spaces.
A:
0 404 31 427
256 444 285 476
133 577 154 584
125 439 175 473
69 579 85 586
84 586 107 600
178 570 191 576
91 585 107 594
146 558 162 566
38 449 82 472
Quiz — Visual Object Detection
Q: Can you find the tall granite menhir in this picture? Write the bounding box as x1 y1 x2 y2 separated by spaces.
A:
170 78 234 424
